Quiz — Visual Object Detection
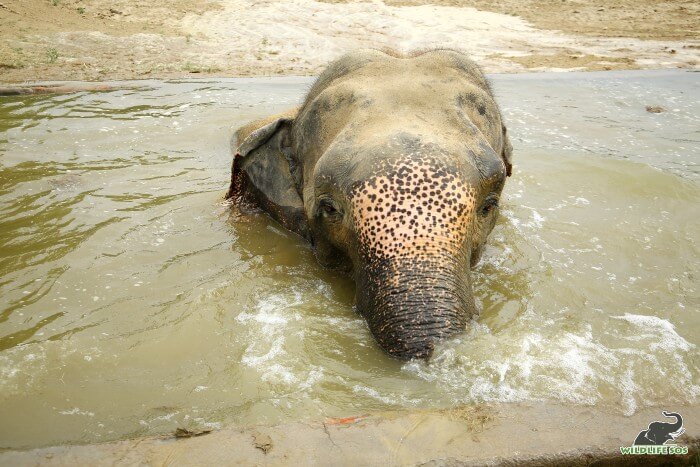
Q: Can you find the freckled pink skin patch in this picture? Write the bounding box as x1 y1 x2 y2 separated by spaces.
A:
352 159 477 262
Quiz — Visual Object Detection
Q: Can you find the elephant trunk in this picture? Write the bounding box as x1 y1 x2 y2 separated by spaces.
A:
355 254 475 360
663 411 683 432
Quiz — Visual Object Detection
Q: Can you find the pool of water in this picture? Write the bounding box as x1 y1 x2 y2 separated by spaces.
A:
0 70 698 449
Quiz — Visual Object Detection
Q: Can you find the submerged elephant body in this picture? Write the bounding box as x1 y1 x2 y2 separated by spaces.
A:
228 49 512 359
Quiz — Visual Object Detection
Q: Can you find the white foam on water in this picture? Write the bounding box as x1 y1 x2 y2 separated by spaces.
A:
299 367 324 390
236 290 308 387
194 419 222 430
400 309 699 414
260 363 298 385
351 385 423 406
59 408 95 417
617 367 641 415
0 344 54 395
241 336 286 366
611 313 694 352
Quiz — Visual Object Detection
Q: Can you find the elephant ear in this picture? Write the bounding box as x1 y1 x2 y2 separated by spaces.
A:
501 124 513 177
227 117 310 241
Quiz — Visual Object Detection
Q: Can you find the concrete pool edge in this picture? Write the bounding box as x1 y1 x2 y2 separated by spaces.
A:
1 403 697 466
0 68 697 91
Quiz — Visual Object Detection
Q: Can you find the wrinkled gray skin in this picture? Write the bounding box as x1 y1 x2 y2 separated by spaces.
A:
227 49 512 360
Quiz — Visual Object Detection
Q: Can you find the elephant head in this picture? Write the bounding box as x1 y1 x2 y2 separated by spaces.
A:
633 411 685 446
227 49 512 360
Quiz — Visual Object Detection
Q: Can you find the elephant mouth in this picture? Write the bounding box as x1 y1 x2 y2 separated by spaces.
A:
371 309 465 360
355 255 474 360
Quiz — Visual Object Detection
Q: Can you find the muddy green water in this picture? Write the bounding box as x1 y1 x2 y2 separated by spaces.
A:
0 71 698 449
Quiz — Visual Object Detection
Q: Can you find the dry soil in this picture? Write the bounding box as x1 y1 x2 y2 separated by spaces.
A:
0 0 698 82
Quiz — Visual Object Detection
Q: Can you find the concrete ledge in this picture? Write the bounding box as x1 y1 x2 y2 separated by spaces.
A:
1 404 697 466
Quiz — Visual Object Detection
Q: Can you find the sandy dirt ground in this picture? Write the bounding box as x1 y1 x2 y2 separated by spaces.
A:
0 0 698 82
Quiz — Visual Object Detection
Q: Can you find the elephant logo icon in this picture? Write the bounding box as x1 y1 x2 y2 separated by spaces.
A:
633 411 685 446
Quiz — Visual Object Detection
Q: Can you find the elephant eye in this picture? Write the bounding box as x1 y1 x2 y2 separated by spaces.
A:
318 199 341 219
479 197 499 216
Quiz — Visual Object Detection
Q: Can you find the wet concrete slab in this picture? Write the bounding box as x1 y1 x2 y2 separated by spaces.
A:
1 403 697 466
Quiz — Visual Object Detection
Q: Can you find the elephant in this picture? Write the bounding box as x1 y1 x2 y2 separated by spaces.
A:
226 49 513 360
633 411 685 446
